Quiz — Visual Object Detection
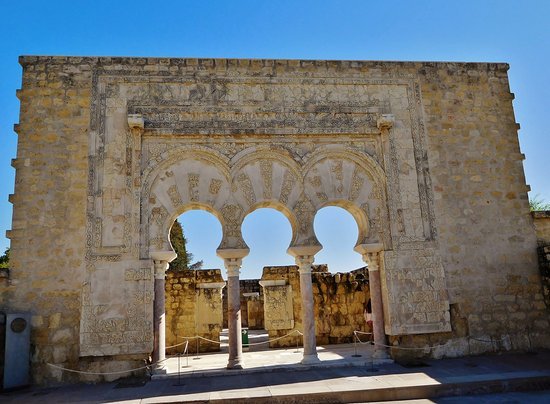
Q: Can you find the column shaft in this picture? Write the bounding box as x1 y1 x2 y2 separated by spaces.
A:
152 260 169 373
153 277 166 363
368 264 387 357
297 256 319 364
226 261 243 369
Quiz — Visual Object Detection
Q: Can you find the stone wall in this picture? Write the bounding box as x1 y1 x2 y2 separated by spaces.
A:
222 279 264 329
165 269 224 354
533 211 550 246
261 265 371 348
3 57 111 385
533 211 550 310
5 56 549 385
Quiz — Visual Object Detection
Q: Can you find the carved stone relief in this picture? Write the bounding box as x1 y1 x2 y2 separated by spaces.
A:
82 65 446 356
263 284 295 330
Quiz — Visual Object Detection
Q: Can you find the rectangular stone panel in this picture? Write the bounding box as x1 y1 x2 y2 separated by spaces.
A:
80 261 153 356
381 246 451 335
195 288 223 333
263 284 294 330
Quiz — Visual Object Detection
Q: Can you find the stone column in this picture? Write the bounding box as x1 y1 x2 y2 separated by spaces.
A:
217 248 249 369
150 250 177 373
355 243 388 359
288 245 322 364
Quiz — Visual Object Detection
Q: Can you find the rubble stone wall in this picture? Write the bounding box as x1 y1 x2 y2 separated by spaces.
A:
533 211 550 310
261 265 371 347
165 269 225 354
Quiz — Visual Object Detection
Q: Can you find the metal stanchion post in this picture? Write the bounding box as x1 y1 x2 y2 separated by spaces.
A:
194 337 200 360
186 340 189 367
352 332 361 357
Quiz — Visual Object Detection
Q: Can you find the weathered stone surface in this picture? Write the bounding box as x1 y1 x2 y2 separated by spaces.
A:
5 56 547 384
165 269 224 354
533 211 550 310
260 265 371 347
533 211 550 246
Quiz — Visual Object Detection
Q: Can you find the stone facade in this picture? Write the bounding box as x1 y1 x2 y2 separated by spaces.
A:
261 265 371 347
533 211 550 246
533 211 550 310
165 269 224 354
4 56 548 384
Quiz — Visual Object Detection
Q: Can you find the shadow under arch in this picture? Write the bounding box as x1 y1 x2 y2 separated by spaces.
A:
313 203 368 273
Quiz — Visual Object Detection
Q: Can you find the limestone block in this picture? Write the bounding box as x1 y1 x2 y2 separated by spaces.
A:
262 283 294 330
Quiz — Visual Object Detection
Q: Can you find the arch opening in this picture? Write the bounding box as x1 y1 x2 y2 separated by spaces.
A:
164 209 225 356
241 207 294 280
170 209 224 272
313 206 367 273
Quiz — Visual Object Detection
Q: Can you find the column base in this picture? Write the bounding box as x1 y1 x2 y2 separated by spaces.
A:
301 353 320 365
373 348 390 359
227 358 244 369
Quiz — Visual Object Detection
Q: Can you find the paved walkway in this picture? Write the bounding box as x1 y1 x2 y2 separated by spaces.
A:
2 346 550 403
160 339 382 377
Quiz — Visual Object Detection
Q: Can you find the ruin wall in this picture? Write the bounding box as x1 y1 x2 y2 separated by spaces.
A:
4 56 548 384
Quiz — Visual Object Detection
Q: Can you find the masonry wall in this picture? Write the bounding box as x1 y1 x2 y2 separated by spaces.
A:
4 56 548 385
3 58 95 385
222 279 264 329
533 212 550 310
415 64 549 358
165 269 224 354
261 265 371 348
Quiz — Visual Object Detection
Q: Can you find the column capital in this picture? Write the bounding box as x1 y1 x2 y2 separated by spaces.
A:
153 260 169 279
354 243 383 272
217 248 249 278
150 250 177 262
295 255 315 273
224 257 243 277
151 250 177 279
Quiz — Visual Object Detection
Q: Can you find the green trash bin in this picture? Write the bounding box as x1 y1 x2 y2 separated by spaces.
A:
241 328 249 350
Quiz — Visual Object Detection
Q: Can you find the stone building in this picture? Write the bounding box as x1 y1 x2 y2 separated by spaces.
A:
2 56 549 385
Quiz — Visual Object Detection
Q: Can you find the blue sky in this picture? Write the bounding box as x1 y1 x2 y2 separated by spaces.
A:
1 1 548 278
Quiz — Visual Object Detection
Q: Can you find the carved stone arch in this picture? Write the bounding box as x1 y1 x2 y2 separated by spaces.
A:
142 145 231 196
288 193 321 248
302 147 389 247
141 146 232 257
230 147 303 213
230 145 302 175
301 146 386 192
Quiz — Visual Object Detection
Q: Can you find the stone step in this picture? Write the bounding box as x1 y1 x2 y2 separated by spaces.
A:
178 371 550 403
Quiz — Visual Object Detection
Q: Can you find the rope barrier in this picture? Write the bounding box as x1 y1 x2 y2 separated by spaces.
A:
168 330 305 349
353 331 374 345
48 330 516 376
46 357 170 376
353 330 513 351
245 329 303 346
